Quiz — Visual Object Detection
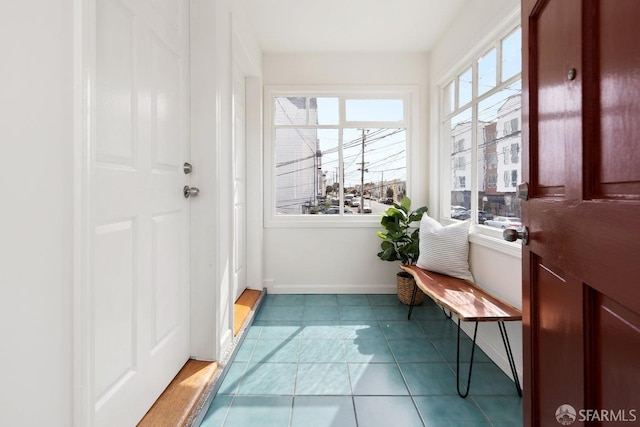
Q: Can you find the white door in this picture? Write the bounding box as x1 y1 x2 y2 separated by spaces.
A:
232 60 247 302
91 0 190 425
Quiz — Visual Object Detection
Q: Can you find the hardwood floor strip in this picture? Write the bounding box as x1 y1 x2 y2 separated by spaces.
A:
138 289 262 426
234 289 262 336
138 359 219 427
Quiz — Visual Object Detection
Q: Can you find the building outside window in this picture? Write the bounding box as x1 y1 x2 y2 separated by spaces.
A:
442 26 522 226
268 90 412 219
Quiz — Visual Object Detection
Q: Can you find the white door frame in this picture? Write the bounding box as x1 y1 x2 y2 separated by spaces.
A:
73 1 97 425
231 21 263 294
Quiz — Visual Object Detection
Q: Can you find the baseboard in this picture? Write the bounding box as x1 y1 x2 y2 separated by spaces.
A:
218 329 233 360
266 283 397 294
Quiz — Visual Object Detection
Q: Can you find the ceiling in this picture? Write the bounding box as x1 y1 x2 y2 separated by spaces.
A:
238 0 469 53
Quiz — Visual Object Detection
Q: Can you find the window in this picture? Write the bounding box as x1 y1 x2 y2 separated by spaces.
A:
441 26 522 227
453 156 466 171
268 90 412 219
504 118 519 136
510 143 520 163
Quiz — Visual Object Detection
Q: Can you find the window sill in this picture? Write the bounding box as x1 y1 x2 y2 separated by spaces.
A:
468 231 522 258
265 214 384 228
440 218 523 258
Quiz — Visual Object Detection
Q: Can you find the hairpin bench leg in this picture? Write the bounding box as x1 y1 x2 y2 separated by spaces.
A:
441 306 453 319
456 319 479 398
498 321 522 397
407 282 418 320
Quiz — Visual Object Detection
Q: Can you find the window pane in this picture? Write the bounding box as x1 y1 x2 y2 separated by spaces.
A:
316 97 339 125
343 128 406 215
478 48 497 96
275 97 307 125
275 128 338 215
458 68 473 107
447 109 472 218
345 99 403 122
477 81 522 225
501 28 522 82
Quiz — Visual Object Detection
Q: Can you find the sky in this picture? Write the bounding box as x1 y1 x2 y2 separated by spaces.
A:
315 98 407 188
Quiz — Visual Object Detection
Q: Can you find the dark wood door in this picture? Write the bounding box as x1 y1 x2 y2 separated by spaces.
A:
523 1 640 426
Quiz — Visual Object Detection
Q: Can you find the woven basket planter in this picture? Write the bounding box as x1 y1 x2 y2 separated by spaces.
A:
397 271 425 305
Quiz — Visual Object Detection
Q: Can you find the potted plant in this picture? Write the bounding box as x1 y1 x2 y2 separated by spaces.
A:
376 197 428 305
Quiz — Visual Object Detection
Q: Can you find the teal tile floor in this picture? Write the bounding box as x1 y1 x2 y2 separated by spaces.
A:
200 294 522 427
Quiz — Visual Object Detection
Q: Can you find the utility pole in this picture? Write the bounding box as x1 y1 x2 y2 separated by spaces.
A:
360 129 368 212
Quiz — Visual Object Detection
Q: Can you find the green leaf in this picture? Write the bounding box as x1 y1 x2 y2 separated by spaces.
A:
380 216 402 233
383 207 404 219
377 246 399 261
380 241 394 251
400 197 412 212
388 231 405 240
408 206 428 222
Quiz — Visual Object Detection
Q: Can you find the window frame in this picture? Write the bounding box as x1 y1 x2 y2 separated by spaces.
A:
264 85 419 228
436 10 522 256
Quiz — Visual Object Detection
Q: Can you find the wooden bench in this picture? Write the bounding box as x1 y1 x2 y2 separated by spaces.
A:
400 264 522 398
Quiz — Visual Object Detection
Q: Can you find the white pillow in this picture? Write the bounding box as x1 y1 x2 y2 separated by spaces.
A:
416 214 474 282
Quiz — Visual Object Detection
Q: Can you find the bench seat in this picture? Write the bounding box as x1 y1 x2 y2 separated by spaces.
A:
399 265 522 322
399 264 522 398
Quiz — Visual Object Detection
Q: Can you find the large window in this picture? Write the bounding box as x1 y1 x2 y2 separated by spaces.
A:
268 91 411 218
442 26 522 231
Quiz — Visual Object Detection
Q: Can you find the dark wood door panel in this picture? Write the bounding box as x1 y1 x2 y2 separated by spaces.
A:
590 293 640 417
530 0 582 197
598 0 640 198
532 257 585 426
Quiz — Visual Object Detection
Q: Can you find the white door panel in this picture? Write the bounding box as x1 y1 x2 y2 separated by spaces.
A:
92 0 190 425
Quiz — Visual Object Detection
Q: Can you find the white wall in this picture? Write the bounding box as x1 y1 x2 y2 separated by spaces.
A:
262 53 430 293
0 1 74 426
429 0 523 383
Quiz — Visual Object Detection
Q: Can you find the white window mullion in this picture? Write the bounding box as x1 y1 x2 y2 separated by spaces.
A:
338 127 344 211
496 36 503 86
470 60 479 221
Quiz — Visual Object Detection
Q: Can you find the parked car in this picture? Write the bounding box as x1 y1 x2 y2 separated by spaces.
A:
379 197 393 205
451 205 470 220
324 207 353 214
360 204 372 214
344 194 355 206
484 216 522 230
350 198 360 208
478 210 493 224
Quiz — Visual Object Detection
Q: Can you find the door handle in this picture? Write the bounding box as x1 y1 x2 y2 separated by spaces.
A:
183 186 200 198
503 227 529 245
